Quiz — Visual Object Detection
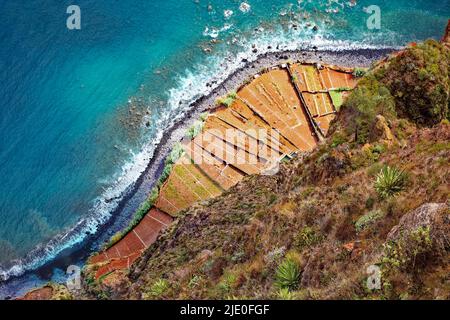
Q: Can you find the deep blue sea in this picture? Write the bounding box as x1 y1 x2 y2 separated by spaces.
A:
0 0 449 296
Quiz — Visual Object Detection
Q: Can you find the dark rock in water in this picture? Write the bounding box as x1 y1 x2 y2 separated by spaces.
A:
267 46 272 50
241 58 248 63
313 25 319 32
312 46 318 50
252 49 258 53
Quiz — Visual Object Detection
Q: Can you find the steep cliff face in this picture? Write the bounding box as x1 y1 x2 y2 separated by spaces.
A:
442 19 450 47
77 36 450 300
117 122 449 300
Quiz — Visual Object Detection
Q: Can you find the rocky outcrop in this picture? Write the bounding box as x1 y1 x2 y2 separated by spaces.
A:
387 202 449 258
17 283 73 300
385 203 450 274
442 19 450 47
370 115 396 145
18 286 53 300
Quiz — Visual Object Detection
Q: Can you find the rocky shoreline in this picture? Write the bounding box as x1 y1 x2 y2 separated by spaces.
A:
115 47 395 226
8 47 395 300
100 47 395 248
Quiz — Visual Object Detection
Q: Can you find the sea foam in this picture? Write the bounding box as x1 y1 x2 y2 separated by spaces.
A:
0 23 398 284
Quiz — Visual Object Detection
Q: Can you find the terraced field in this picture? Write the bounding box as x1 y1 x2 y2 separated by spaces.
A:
89 63 359 278
90 208 173 279
289 63 358 136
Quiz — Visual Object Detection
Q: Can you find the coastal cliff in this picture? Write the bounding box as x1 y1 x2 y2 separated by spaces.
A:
443 19 450 47
20 23 450 301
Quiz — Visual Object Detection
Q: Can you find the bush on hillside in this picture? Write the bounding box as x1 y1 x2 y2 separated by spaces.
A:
335 40 449 145
377 40 450 126
144 279 169 299
340 74 396 144
217 91 237 107
355 210 384 233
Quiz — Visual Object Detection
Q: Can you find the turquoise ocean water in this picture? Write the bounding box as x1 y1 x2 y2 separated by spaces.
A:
0 0 448 295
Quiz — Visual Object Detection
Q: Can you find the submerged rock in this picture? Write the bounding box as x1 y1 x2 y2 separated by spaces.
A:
239 2 251 13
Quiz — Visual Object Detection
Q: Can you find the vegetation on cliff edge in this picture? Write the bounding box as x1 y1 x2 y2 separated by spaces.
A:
82 40 450 301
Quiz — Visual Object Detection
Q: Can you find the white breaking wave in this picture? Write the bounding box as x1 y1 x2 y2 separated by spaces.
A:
0 24 399 283
203 24 233 39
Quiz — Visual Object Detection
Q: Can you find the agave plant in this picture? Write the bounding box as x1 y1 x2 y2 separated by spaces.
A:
145 279 169 299
274 258 301 291
374 165 407 198
276 288 296 300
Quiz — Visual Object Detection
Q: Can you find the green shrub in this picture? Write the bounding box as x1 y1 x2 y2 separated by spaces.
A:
367 162 384 177
159 163 173 185
382 226 432 272
145 279 169 299
186 120 205 140
335 87 353 92
158 142 185 186
377 40 450 126
374 165 407 198
188 275 203 289
104 185 160 249
367 144 386 160
276 288 296 300
343 75 396 144
167 142 185 164
365 197 376 209
186 113 209 140
294 227 322 250
217 273 237 295
105 232 123 249
353 68 367 78
330 133 347 148
217 91 237 107
274 257 301 291
355 210 384 233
